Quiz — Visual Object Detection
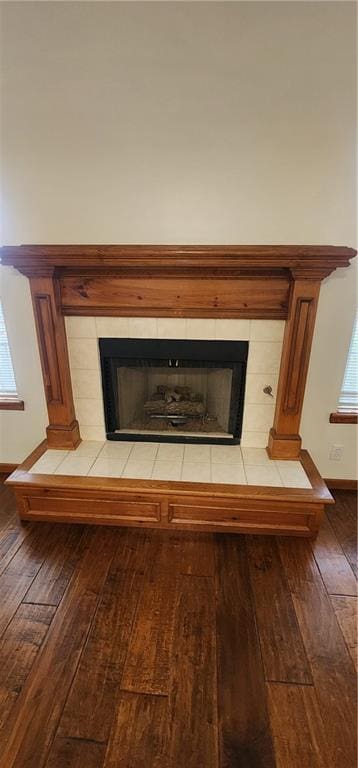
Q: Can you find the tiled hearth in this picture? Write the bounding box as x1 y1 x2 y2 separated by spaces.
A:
65 316 284 447
30 440 312 488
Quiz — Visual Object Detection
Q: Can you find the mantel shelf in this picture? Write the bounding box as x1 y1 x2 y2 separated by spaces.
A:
1 243 355 278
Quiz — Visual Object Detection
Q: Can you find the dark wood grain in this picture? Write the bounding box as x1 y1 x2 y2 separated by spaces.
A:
121 535 178 696
278 537 357 767
311 515 356 596
0 527 117 768
46 737 106 768
0 517 32 577
0 604 55 739
216 536 275 767
327 490 357 575
247 536 312 684
167 575 218 768
57 550 143 741
267 682 329 768
23 524 87 605
0 523 60 638
330 595 357 670
104 693 168 768
0 480 356 768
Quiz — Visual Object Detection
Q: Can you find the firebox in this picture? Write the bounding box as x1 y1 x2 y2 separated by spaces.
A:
99 338 248 445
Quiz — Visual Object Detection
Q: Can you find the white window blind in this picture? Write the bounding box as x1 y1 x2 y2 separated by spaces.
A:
0 301 17 394
338 312 358 412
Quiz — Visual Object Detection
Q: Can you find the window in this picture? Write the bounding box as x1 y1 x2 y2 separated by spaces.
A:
0 301 17 393
330 312 358 423
0 301 23 409
338 312 358 413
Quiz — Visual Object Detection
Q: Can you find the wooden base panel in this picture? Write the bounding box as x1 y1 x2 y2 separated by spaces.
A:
46 421 81 450
325 478 358 491
267 429 302 460
6 446 332 538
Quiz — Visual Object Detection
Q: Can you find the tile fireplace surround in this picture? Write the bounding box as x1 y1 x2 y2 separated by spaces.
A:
2 244 356 537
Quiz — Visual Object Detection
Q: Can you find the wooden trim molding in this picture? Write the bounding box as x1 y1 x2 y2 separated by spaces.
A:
0 463 18 475
329 412 358 424
267 278 321 459
324 478 358 491
29 276 80 450
1 244 355 460
1 244 355 272
0 395 24 411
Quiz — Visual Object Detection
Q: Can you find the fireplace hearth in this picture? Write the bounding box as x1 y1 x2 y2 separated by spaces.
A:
99 338 248 444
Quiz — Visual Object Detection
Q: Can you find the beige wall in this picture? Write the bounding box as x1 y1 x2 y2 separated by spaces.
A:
0 1 356 475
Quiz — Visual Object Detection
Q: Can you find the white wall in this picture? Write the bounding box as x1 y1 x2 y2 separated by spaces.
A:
0 1 356 474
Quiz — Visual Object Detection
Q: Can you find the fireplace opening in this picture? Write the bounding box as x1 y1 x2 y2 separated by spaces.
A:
99 338 248 444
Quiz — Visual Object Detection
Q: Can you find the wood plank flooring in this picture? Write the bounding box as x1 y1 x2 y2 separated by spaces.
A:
0 476 356 768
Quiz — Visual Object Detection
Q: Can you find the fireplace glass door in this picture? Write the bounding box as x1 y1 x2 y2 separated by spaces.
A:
100 338 248 445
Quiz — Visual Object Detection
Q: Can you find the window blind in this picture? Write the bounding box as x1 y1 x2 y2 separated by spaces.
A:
338 312 358 412
0 301 17 394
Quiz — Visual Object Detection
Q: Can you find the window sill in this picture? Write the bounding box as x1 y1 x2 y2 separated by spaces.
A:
0 396 25 411
329 412 358 424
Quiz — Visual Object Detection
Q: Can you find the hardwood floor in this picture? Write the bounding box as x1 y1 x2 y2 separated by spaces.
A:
0 476 356 768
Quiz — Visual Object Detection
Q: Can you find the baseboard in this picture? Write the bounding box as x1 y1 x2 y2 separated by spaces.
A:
324 478 358 491
0 463 18 475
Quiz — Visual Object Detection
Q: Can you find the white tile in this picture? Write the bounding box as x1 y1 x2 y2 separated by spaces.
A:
245 464 283 487
186 319 216 340
184 444 211 463
130 442 159 461
181 463 211 482
242 447 271 465
211 445 243 464
245 374 278 405
240 432 268 449
95 317 130 337
211 464 247 485
75 398 105 427
128 317 157 338
157 318 186 339
80 425 107 441
275 461 312 489
250 320 285 342
55 456 95 476
88 457 127 477
68 338 100 370
243 404 275 433
31 450 69 474
65 316 97 339
215 319 250 340
74 441 104 458
157 443 184 460
152 460 182 481
122 460 154 479
72 369 102 399
99 441 134 459
247 342 282 374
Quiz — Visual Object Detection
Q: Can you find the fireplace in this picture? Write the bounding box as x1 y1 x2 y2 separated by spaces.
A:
99 338 248 444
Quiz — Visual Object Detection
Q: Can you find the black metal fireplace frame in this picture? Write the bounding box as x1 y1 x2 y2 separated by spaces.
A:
99 338 248 445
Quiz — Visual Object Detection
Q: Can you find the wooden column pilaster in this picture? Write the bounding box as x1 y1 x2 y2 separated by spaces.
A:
267 272 321 460
28 271 81 450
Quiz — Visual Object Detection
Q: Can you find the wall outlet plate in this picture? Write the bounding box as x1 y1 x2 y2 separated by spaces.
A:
329 444 344 461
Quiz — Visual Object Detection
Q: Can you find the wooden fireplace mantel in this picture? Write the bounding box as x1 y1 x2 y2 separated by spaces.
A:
1 244 356 456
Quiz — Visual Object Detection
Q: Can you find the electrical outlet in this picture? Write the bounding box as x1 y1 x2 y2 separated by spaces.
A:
329 444 344 461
